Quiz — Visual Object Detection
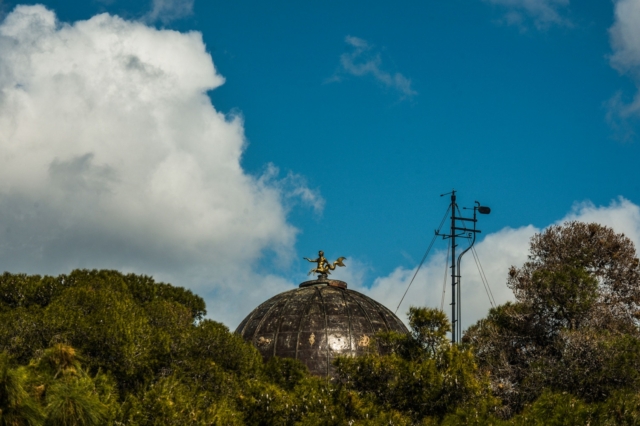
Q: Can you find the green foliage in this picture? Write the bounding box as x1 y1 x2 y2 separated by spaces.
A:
0 270 253 424
44 377 109 426
263 357 308 392
595 389 640 425
34 345 115 426
336 307 496 423
0 244 638 426
529 266 598 330
406 307 450 359
0 353 44 426
508 391 595 426
119 375 242 425
0 270 409 425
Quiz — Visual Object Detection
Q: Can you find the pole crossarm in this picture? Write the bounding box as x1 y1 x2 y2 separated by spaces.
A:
452 227 482 233
453 216 477 222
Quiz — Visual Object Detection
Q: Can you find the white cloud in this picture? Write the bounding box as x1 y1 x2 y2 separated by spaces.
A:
352 197 640 331
259 163 325 215
483 0 571 30
608 0 640 136
145 0 194 23
330 36 417 98
0 5 323 328
610 0 640 74
560 197 640 246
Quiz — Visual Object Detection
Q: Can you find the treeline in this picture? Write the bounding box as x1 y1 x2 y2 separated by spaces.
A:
0 221 639 424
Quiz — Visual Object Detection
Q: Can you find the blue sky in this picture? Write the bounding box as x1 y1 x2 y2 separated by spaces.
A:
0 0 639 329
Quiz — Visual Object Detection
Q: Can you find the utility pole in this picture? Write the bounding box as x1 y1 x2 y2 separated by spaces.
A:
437 190 490 343
449 191 457 343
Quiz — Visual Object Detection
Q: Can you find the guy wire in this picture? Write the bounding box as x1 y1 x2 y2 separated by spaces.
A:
467 238 494 307
440 238 450 311
395 206 451 314
472 245 496 307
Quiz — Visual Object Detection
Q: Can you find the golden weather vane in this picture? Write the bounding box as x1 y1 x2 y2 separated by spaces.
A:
303 250 346 277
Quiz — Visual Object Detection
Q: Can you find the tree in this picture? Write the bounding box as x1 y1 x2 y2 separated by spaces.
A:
464 221 640 417
508 221 640 331
0 353 43 426
335 307 496 423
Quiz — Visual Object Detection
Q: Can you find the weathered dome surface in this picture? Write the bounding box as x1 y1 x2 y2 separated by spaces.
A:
235 278 408 377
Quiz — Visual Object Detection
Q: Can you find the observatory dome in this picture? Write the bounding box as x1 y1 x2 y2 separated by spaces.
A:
235 277 408 377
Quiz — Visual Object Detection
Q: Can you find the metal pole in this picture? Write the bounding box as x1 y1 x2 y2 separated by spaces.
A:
454 205 482 341
450 191 457 344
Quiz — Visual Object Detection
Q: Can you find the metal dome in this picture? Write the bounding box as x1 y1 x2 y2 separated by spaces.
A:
235 277 409 377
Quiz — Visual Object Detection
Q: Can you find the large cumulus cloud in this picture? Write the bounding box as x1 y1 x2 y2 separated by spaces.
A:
0 5 321 326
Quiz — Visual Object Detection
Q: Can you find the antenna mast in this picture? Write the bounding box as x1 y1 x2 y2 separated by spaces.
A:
436 190 490 343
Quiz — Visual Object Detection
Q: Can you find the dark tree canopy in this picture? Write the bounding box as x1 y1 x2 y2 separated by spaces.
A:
465 221 640 417
509 221 640 330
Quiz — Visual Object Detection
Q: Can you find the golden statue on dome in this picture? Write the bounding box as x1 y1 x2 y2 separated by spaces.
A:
304 250 346 276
